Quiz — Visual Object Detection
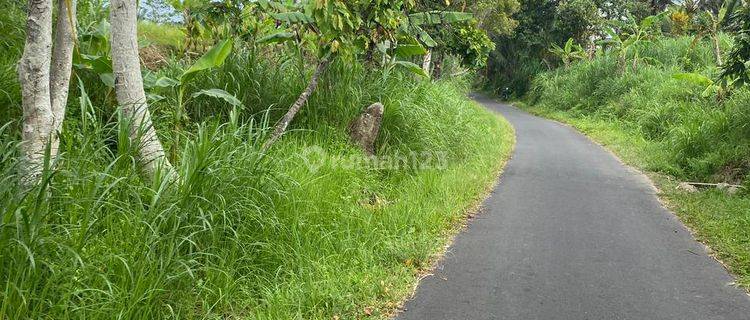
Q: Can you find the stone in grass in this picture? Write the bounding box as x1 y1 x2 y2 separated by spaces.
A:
727 186 740 195
348 102 384 156
717 183 741 195
677 182 698 193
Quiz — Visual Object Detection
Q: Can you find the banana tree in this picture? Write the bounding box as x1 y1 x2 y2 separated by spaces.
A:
693 0 736 66
168 0 209 53
148 39 242 158
600 13 663 72
672 72 733 100
549 38 587 68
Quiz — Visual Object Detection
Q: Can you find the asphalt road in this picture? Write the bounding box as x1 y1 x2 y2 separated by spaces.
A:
395 96 750 320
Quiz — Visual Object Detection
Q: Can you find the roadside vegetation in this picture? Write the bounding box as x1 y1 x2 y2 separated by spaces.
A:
1 0 516 318
491 0 750 290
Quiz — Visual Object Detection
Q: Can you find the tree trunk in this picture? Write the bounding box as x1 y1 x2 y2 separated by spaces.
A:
586 33 597 59
263 59 329 151
712 34 722 66
110 0 174 180
422 49 432 76
49 0 76 155
18 0 54 186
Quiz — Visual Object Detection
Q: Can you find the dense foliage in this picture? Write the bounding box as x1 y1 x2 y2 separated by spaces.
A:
530 36 748 182
482 0 729 96
497 0 750 185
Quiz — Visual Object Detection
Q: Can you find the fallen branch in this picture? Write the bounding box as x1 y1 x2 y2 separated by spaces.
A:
685 182 746 189
677 181 745 195
263 59 329 151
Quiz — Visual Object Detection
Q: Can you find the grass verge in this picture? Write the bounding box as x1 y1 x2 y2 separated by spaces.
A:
516 101 750 291
1 75 514 319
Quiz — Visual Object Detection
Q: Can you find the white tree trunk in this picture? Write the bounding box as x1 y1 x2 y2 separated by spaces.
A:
18 0 55 185
712 34 722 66
110 0 174 180
49 0 77 156
422 50 432 76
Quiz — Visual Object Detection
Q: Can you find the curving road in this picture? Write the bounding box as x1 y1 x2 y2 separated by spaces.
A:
396 96 750 320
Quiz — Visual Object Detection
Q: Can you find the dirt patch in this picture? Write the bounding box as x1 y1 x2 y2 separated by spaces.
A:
140 45 169 71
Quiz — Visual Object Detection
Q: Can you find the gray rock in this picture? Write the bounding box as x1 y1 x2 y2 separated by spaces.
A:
348 103 384 156
727 186 740 195
677 182 698 193
716 182 730 190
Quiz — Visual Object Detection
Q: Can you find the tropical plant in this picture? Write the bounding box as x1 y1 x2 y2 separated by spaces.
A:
720 0 750 86
400 10 477 77
466 0 520 37
600 13 664 71
692 0 735 66
73 19 114 88
168 0 209 52
151 39 241 158
672 72 729 99
549 38 588 68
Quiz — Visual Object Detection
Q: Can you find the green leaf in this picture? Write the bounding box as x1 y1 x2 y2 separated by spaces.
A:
408 12 436 25
562 38 572 52
376 40 392 54
672 72 714 87
272 12 314 24
257 31 295 44
409 11 473 26
73 53 113 74
416 27 437 47
641 15 658 29
442 11 473 24
701 85 717 98
395 44 427 57
99 73 115 88
623 36 637 48
181 39 233 84
191 89 244 108
144 73 179 89
147 93 166 102
257 0 287 11
154 77 180 87
93 19 110 40
603 28 619 41
394 61 428 78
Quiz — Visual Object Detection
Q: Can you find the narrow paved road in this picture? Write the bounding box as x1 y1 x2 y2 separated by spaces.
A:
396 97 750 320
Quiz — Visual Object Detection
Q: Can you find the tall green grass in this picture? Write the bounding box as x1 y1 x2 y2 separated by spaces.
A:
0 37 513 319
0 0 24 123
139 21 185 50
528 35 749 184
